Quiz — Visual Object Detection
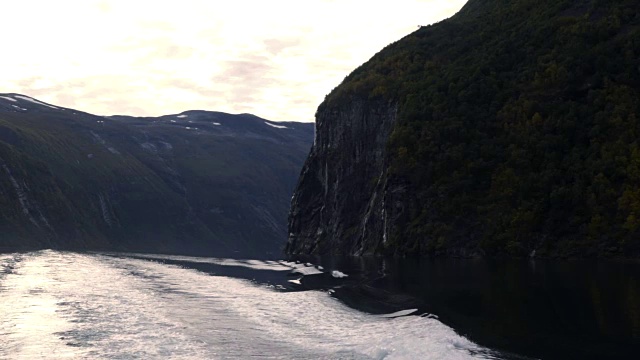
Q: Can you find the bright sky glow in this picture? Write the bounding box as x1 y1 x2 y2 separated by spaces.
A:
0 0 467 121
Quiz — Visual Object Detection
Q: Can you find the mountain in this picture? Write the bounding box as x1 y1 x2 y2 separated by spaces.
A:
0 93 313 256
286 0 640 257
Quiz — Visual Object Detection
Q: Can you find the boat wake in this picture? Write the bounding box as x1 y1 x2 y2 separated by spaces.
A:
0 250 507 359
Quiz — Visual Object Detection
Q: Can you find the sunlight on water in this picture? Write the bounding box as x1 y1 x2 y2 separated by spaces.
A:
0 251 502 359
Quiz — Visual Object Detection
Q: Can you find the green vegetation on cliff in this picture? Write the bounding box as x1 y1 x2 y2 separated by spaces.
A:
323 0 640 256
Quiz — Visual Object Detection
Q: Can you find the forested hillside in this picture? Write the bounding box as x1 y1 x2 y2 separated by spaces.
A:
287 0 640 257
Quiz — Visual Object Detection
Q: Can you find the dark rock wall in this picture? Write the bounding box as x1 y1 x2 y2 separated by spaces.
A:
286 98 399 255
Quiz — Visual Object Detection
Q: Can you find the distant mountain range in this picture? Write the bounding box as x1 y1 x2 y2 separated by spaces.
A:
0 93 313 256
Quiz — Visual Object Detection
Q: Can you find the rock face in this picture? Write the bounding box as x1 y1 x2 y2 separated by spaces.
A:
287 0 640 257
0 94 313 256
287 98 399 255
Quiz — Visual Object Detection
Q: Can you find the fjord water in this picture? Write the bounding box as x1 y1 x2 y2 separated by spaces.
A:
300 256 640 360
1 251 637 359
0 250 505 359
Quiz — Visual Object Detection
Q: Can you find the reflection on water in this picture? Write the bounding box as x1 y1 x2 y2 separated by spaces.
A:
291 256 640 360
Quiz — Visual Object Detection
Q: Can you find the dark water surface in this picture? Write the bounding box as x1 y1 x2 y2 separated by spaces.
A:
1 250 638 359
0 250 504 359
287 256 640 360
124 252 640 359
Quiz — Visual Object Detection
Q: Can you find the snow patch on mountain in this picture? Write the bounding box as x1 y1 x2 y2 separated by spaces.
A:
265 122 289 129
14 95 60 109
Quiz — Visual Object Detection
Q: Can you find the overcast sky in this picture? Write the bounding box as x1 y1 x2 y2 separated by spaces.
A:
0 0 467 122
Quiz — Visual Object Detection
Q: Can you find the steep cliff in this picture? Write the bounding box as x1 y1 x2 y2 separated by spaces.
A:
0 94 313 255
287 0 640 257
287 98 398 255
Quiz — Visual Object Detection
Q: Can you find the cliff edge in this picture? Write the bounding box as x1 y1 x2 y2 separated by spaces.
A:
287 0 640 257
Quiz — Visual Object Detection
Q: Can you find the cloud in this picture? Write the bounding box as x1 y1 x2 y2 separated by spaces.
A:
0 0 468 122
263 38 301 56
216 57 276 83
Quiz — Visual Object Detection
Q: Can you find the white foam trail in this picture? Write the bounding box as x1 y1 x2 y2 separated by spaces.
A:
105 252 292 272
0 251 209 359
332 270 349 278
108 256 498 359
291 266 324 275
379 309 418 318
0 251 503 359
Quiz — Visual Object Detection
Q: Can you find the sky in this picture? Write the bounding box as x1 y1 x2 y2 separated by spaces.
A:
0 0 467 122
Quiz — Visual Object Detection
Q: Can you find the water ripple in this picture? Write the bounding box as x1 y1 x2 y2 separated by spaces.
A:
0 251 500 359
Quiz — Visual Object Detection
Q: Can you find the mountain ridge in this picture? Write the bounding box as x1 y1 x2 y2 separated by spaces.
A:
0 93 313 256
